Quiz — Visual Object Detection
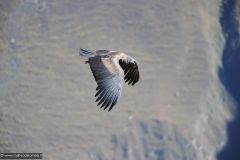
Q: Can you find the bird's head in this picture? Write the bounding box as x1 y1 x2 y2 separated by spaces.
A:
118 52 137 65
127 57 136 64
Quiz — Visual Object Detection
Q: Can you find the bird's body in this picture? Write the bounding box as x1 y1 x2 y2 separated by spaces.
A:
79 48 140 111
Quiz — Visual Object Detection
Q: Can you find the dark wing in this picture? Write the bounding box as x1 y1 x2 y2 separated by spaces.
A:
88 56 124 111
119 60 140 86
79 48 96 57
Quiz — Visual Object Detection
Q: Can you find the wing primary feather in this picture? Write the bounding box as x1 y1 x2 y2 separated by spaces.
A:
128 73 135 85
104 88 115 108
97 93 106 106
96 85 102 91
126 66 134 77
132 72 138 85
125 68 134 81
132 71 139 85
132 69 137 81
124 64 132 73
124 74 130 81
100 89 112 109
129 70 137 85
101 98 110 109
126 69 134 82
95 87 104 97
133 70 140 85
95 88 107 102
105 96 113 109
136 71 139 82
108 95 118 112
124 73 130 80
99 84 113 107
95 89 104 97
103 91 115 110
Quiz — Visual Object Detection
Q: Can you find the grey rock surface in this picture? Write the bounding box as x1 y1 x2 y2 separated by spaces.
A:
0 0 233 159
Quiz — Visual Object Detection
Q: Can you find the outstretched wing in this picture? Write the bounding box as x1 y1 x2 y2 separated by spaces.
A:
96 49 110 55
88 56 124 111
119 60 140 86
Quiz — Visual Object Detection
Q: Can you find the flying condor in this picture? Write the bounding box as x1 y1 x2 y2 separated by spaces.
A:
79 48 140 111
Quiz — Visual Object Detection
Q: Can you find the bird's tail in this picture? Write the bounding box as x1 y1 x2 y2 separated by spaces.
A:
79 48 96 58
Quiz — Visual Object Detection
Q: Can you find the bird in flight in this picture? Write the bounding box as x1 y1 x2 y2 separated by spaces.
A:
79 48 140 111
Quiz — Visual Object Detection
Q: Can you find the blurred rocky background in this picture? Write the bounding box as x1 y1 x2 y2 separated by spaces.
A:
0 0 238 159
